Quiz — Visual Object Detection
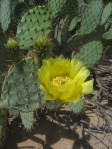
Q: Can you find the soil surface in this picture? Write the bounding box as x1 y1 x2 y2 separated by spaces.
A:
5 111 112 149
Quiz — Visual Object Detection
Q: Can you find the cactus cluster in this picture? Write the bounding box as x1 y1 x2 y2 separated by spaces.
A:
1 0 112 130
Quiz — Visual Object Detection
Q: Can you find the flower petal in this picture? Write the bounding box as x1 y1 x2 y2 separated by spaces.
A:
73 66 90 83
82 80 93 94
50 58 71 79
38 65 50 86
57 83 82 102
42 57 71 80
70 59 83 79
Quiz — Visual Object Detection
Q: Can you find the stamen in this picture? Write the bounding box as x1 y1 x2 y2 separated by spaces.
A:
53 76 72 86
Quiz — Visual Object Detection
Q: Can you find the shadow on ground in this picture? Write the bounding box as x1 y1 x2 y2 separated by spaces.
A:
5 112 93 149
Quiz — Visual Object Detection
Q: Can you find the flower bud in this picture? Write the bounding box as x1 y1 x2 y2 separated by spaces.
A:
5 38 19 49
34 35 52 50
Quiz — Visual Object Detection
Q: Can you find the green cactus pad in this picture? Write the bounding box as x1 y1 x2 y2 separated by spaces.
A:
101 2 112 25
0 0 11 31
69 16 78 32
104 16 112 31
47 0 78 16
16 6 52 50
20 111 34 130
75 41 103 68
68 99 85 114
1 57 45 112
102 26 112 40
79 0 103 34
47 0 65 16
54 16 71 45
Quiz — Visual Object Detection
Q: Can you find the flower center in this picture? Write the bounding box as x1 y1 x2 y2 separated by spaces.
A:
53 76 72 86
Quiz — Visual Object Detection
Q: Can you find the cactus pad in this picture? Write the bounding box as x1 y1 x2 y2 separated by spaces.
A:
0 0 11 31
62 0 78 16
79 0 103 34
47 0 78 16
75 41 103 68
20 111 34 130
16 6 52 50
69 16 78 32
1 57 45 112
101 2 112 25
102 26 112 40
47 0 65 16
68 99 85 113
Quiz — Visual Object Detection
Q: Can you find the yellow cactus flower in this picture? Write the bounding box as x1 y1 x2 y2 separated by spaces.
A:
38 56 93 102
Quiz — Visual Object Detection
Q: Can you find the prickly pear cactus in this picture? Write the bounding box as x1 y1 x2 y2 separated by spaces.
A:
79 0 103 34
16 6 53 50
75 41 103 68
1 57 45 112
0 0 11 31
1 0 112 124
